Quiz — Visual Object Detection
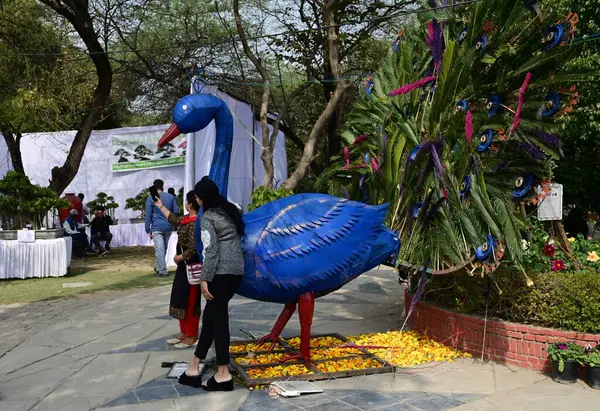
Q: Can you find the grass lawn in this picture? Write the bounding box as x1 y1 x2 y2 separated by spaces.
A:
0 247 173 305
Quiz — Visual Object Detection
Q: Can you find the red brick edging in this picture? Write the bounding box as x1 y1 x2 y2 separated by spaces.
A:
405 290 600 370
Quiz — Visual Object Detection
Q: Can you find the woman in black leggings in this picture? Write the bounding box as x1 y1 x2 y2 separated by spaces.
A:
179 177 245 391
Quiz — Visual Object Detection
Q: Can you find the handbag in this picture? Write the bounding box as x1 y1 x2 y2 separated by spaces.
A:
186 262 203 285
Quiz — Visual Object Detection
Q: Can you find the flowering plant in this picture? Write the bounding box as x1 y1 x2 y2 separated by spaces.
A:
547 342 585 372
584 343 600 368
551 259 567 272
522 223 600 273
543 243 556 257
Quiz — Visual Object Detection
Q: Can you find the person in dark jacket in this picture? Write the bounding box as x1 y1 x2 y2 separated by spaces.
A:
179 177 244 392
90 207 114 254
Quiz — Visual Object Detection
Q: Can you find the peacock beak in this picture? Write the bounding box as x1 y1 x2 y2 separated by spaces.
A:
158 124 181 147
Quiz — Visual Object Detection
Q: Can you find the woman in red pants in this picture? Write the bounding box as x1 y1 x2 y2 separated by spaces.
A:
154 191 201 348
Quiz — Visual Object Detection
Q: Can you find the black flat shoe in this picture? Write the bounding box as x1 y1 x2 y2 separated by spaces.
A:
202 375 234 392
178 371 203 388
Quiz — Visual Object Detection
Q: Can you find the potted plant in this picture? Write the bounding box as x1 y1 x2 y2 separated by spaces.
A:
87 192 119 219
0 171 69 239
547 342 584 384
125 188 150 224
585 343 600 389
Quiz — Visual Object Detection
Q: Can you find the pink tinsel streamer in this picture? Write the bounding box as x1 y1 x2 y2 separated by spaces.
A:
370 157 379 172
352 134 367 146
465 110 473 141
510 72 532 136
388 76 437 96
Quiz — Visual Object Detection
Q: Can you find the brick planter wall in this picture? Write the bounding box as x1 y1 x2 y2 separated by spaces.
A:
405 290 600 370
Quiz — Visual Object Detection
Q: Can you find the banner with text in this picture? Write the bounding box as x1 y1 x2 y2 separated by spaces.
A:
110 130 186 172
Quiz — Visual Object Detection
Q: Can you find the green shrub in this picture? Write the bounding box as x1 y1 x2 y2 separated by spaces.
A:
247 186 293 211
422 268 600 334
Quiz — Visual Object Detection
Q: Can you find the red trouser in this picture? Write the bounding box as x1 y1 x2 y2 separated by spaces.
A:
179 285 200 338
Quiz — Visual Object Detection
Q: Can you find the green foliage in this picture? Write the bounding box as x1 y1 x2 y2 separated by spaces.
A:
547 342 585 372
423 268 600 334
585 345 600 368
546 0 600 212
248 186 293 211
125 189 150 217
0 171 69 229
87 193 119 212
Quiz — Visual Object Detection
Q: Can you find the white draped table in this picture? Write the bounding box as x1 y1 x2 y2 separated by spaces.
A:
0 237 72 279
86 223 178 267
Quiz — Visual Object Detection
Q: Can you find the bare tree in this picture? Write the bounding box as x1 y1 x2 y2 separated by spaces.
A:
39 0 113 194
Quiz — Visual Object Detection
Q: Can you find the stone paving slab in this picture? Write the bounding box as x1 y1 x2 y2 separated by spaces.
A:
2 267 599 411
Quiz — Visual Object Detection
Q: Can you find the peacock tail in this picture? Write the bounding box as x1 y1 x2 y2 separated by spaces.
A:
321 0 592 274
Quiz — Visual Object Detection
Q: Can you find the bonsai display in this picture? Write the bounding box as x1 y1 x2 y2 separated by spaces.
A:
125 188 150 221
87 192 119 218
0 171 69 231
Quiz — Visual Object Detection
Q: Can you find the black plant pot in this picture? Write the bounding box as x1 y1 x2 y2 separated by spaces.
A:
552 361 578 384
588 366 600 389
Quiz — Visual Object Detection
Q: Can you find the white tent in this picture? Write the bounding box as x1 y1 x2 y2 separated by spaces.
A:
0 90 287 220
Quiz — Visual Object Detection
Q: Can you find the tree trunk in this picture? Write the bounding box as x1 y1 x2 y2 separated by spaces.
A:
283 82 349 190
283 0 349 190
40 0 113 195
1 128 25 174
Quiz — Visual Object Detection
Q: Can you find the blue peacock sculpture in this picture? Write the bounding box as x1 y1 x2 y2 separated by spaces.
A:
158 93 400 365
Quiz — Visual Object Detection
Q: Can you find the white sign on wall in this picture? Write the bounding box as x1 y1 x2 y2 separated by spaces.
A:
537 183 563 221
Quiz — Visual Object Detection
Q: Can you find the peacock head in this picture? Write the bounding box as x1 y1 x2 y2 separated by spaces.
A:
158 94 221 147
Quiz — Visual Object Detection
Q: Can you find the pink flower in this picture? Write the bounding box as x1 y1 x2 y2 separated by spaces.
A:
543 243 556 257
551 259 567 272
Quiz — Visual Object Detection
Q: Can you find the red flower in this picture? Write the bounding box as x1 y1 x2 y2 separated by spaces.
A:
543 243 556 257
551 259 567 272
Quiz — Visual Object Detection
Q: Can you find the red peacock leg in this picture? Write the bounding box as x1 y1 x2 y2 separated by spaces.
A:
257 302 297 352
281 292 314 366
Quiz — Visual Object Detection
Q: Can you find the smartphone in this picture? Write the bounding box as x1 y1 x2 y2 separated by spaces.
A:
149 186 160 202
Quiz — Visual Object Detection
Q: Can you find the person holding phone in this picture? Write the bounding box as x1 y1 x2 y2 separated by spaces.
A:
145 179 178 276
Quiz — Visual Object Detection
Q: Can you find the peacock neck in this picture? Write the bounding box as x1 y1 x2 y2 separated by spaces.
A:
207 103 234 200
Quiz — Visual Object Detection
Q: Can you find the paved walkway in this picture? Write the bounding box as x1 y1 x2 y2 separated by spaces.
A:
1 267 599 411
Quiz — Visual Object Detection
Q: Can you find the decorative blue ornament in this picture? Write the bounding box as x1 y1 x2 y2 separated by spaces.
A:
365 77 374 96
487 95 501 116
543 24 564 51
475 35 488 52
513 174 535 199
460 175 471 198
363 152 370 163
477 129 495 152
409 145 421 161
413 201 423 218
541 92 560 118
475 235 496 260
393 32 404 52
456 99 468 112
458 27 469 44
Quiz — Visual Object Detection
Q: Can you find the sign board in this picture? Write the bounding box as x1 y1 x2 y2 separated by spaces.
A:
17 229 36 243
537 183 563 221
110 130 186 172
